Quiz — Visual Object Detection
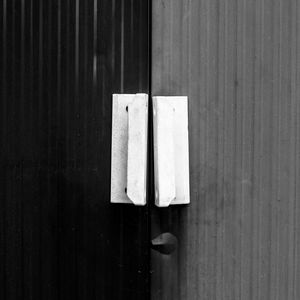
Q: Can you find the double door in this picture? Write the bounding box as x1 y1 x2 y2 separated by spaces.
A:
1 1 300 299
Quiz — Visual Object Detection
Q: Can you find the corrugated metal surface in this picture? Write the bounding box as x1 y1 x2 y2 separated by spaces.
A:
151 0 300 299
0 1 149 299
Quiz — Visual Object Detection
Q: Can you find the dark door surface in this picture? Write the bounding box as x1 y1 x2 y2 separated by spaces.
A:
151 0 300 299
0 1 149 299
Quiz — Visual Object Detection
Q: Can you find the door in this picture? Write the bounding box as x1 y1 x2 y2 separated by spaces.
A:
2 1 300 300
151 0 300 299
0 1 150 299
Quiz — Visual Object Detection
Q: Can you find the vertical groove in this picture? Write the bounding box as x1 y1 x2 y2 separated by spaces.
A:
294 4 300 299
1 0 7 299
120 0 124 92
276 2 282 299
38 1 43 298
56 0 61 298
20 0 25 298
93 0 97 86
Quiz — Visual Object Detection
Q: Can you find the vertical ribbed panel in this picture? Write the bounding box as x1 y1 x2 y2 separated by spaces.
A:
151 0 300 299
0 1 149 299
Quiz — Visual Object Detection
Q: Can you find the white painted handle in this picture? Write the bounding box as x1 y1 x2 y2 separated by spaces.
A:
126 94 148 205
153 96 190 207
153 98 176 207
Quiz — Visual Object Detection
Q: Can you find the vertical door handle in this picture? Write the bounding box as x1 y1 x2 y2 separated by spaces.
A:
153 96 190 207
126 94 148 205
153 97 176 207
111 94 189 207
111 94 148 205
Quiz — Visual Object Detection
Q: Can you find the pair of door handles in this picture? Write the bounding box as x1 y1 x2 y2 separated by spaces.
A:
111 93 190 207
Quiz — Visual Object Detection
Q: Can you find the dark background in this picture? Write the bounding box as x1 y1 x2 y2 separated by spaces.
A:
0 0 150 299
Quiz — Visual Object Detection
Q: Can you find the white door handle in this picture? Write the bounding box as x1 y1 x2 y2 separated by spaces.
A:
111 94 189 207
110 94 148 205
127 94 148 205
153 96 190 207
153 98 176 207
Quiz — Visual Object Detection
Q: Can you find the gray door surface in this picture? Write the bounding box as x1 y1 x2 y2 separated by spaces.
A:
151 0 300 299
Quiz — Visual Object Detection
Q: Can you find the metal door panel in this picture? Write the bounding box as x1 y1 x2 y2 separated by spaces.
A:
0 1 149 299
151 0 300 299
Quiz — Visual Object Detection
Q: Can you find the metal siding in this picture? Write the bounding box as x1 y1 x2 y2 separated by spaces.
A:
0 0 150 299
151 0 300 299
